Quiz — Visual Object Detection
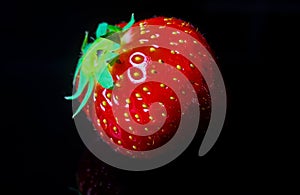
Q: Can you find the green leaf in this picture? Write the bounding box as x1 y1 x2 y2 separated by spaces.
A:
65 71 88 100
81 31 89 52
122 13 135 31
72 78 94 118
98 67 113 89
107 25 122 33
96 22 108 38
104 52 118 63
82 43 91 54
72 57 83 85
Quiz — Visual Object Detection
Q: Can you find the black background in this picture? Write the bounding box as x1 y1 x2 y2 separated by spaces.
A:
1 0 298 194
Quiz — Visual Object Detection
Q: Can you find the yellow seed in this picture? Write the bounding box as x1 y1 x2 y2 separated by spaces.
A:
179 39 184 43
170 96 175 100
139 40 145 44
139 22 144 27
102 101 107 106
182 90 186 95
119 75 124 79
135 93 141 98
113 126 117 131
140 26 145 31
173 77 177 81
167 22 172 24
142 103 148 108
103 119 107 124
162 113 166 117
97 119 100 124
176 65 182 70
124 112 129 117
149 116 153 120
190 63 195 68
134 56 142 62
150 34 157 39
132 145 137 150
133 72 140 77
158 59 163 63
94 93 98 98
193 40 198 44
140 30 146 35
172 31 179 35
106 93 111 98
129 135 133 140
134 114 140 119
160 83 165 88
117 140 122 145
159 26 166 29
149 47 156 52
115 83 121 87
142 87 149 92
145 127 149 131
129 126 133 131
151 69 157 74
170 50 176 54
126 98 131 104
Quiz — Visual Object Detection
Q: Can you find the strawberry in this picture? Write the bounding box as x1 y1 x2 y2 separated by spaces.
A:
67 14 212 154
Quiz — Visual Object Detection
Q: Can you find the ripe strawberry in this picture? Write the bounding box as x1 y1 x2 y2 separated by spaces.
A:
67 14 212 153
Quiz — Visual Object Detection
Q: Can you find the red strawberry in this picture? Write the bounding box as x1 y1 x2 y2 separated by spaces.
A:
67 14 212 154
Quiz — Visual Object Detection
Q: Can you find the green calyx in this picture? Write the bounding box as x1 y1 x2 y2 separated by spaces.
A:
65 13 135 118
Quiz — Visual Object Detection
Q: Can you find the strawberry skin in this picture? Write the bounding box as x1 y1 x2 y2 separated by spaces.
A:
85 16 212 152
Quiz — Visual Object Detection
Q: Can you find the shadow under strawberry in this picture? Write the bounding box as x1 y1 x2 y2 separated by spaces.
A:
76 150 124 195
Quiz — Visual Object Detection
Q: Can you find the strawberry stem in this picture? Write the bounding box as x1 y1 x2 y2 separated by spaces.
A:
65 14 135 118
94 13 135 88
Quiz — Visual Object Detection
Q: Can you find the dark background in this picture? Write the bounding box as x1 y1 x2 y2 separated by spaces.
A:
1 0 297 194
